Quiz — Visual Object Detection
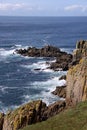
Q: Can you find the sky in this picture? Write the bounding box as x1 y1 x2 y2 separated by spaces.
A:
0 0 87 16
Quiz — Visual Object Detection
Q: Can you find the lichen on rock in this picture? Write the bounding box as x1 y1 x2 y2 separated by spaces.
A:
66 40 87 106
2 100 47 130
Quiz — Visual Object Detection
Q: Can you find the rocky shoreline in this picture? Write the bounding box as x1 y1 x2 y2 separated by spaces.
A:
0 40 87 130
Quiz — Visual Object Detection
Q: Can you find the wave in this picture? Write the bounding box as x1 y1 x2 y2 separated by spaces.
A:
0 44 30 58
0 48 15 56
60 48 73 54
31 77 66 91
0 85 8 94
0 103 19 113
22 75 66 105
21 60 50 71
21 59 56 73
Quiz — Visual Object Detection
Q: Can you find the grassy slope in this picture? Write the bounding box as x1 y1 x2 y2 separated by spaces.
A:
20 101 87 130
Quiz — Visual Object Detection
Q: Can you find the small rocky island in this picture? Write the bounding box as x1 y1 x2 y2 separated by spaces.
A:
0 40 87 130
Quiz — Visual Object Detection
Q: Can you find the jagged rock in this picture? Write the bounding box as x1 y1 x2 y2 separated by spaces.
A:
59 75 66 80
72 40 87 65
66 40 87 105
1 100 66 130
43 101 66 119
50 53 72 71
0 113 4 130
16 45 73 71
3 100 47 130
52 85 66 98
16 45 61 57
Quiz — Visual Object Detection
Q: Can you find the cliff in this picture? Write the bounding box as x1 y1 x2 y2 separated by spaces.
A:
66 40 87 105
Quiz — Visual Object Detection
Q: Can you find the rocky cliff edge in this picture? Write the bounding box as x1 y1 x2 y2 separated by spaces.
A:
66 40 87 105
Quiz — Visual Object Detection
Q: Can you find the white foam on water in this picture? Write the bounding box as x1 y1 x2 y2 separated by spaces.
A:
21 60 50 70
22 73 66 105
0 104 20 113
0 48 15 57
31 77 66 91
21 59 57 73
60 48 73 54
42 69 54 73
0 85 8 94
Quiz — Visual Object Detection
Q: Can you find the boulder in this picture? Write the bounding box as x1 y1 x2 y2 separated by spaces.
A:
52 85 66 98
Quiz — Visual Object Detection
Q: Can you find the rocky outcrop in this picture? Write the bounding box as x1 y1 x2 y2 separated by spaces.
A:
66 40 87 105
50 53 72 71
72 40 87 65
1 100 66 130
16 45 72 71
52 85 66 98
16 45 61 57
43 101 66 119
3 100 46 130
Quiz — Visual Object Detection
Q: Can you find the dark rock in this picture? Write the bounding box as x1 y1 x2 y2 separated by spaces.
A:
52 85 66 98
16 45 73 71
59 75 66 80
16 45 61 57
43 101 66 119
50 53 73 71
34 68 41 71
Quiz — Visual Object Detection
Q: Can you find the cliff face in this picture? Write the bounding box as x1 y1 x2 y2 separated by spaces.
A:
72 40 87 64
66 40 87 105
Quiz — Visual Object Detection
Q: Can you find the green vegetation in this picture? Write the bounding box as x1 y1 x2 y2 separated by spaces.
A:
20 101 87 130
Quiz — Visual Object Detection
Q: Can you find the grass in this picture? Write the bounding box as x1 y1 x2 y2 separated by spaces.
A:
20 101 87 130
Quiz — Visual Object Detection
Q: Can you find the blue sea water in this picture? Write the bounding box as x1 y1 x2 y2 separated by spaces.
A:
0 16 87 112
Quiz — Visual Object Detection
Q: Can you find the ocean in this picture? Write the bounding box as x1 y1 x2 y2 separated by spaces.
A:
0 16 87 112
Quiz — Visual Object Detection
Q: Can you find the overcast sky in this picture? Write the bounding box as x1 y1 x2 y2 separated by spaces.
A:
0 0 87 16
